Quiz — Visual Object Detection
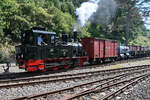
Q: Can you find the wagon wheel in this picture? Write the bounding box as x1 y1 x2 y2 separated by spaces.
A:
96 59 103 64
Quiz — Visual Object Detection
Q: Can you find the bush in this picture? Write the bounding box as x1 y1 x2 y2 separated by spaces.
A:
0 51 9 63
0 45 15 63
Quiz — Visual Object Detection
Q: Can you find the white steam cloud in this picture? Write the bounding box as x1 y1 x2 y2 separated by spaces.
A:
75 0 117 28
75 0 100 27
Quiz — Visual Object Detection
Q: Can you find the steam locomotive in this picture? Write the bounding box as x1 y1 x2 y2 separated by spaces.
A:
16 28 150 72
16 27 88 72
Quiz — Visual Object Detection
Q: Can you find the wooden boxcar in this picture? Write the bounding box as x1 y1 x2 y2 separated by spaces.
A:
81 38 118 64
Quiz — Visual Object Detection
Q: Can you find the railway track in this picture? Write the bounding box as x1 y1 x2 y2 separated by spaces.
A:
10 64 150 100
0 57 149 80
0 64 149 88
74 57 150 70
61 73 149 100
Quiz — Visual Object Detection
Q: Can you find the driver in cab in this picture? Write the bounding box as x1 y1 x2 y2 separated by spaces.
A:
38 34 47 46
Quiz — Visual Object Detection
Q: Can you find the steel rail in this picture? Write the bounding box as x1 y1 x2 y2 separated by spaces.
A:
0 64 149 84
60 73 150 100
99 74 150 100
11 67 150 100
1 65 150 89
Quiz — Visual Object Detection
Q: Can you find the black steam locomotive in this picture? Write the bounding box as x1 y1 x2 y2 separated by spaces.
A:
16 27 88 72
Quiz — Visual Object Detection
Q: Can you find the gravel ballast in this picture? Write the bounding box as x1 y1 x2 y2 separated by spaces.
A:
117 77 150 100
1 58 150 99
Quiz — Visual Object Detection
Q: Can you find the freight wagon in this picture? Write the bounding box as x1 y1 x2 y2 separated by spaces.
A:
81 38 118 64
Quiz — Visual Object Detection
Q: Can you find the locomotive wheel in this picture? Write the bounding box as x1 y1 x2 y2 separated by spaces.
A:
72 59 79 67
41 69 47 72
64 65 69 69
53 67 58 71
89 58 94 65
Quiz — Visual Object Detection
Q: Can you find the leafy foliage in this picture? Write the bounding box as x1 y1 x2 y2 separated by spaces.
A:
0 0 149 63
0 0 76 43
0 0 149 47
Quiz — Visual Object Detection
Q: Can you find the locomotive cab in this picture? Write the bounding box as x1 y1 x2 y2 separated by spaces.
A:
16 28 56 69
21 29 56 46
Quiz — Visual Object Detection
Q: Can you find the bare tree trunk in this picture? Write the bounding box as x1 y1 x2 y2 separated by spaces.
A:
124 0 137 45
125 12 130 46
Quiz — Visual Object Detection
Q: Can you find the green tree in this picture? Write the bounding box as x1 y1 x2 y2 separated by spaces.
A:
61 2 69 12
0 0 149 47
0 0 19 42
67 2 75 16
54 0 61 9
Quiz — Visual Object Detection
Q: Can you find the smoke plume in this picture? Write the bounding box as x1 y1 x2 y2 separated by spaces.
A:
75 0 100 27
75 0 117 27
90 0 117 25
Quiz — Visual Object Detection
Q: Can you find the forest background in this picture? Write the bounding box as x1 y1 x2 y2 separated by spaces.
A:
0 0 150 62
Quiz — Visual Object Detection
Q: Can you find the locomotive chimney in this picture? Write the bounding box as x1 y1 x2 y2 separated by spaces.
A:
73 31 78 42
62 32 68 42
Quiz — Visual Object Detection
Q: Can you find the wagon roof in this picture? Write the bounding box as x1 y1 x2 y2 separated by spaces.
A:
82 37 118 42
